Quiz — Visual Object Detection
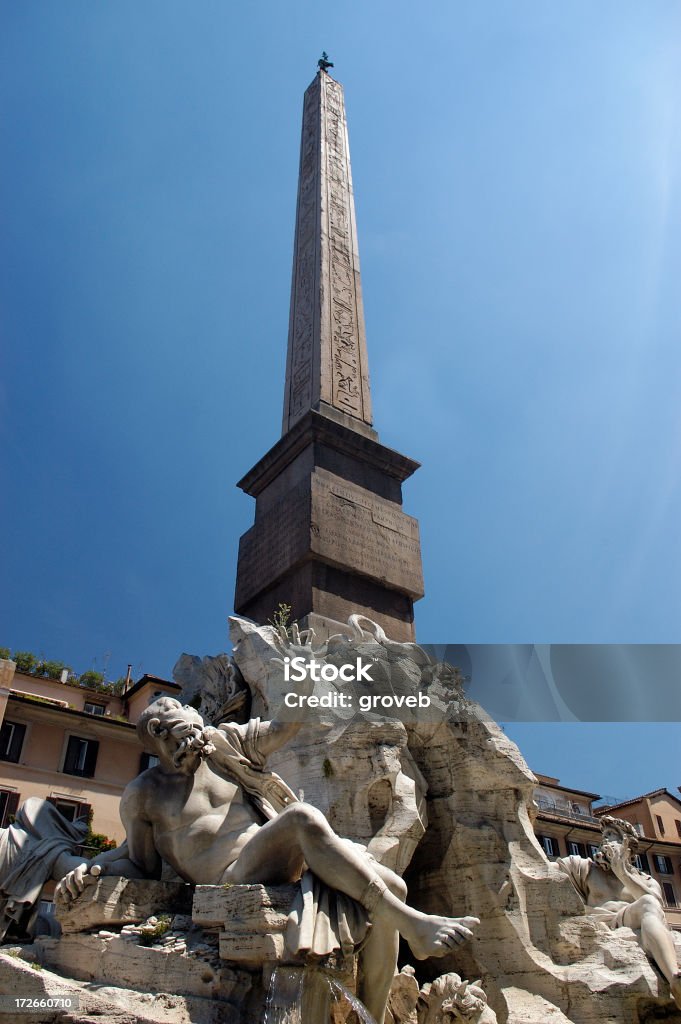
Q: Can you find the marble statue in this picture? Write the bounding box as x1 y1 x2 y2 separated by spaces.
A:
56 659 480 1024
0 797 91 942
558 814 681 1009
417 972 497 1024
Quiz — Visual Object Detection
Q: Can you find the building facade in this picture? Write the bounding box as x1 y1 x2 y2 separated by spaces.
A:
0 658 179 845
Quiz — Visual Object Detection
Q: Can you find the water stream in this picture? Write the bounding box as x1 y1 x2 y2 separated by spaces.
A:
326 974 377 1024
262 965 377 1024
263 966 305 1024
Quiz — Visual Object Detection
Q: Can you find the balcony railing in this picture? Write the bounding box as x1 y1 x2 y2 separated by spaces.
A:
534 799 601 825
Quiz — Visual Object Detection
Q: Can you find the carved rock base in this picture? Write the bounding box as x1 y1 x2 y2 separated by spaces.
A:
55 877 193 934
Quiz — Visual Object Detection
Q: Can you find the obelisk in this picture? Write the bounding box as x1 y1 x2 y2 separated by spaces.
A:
234 61 424 642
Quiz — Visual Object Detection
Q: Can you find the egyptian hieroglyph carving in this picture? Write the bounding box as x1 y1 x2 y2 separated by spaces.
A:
283 70 372 431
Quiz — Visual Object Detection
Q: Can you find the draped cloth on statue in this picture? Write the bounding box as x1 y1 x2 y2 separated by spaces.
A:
207 720 371 957
286 866 370 958
0 797 87 940
557 855 633 929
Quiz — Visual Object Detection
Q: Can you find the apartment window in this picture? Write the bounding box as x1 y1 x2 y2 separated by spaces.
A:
538 835 559 858
0 789 20 828
633 823 645 836
676 820 681 839
588 844 600 859
567 841 587 857
139 752 160 773
654 854 673 875
48 798 90 823
662 882 677 907
634 853 650 873
656 815 665 836
63 736 99 778
0 720 26 763
83 702 105 716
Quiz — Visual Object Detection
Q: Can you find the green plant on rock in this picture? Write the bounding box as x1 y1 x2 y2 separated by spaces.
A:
268 602 294 639
0 646 10 661
138 914 172 946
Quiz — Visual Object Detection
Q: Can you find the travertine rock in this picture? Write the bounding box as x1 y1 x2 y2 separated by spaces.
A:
229 614 428 875
194 883 296 963
0 945 246 1024
55 877 193 933
192 883 297 931
173 652 250 725
33 931 251 1004
404 686 681 1024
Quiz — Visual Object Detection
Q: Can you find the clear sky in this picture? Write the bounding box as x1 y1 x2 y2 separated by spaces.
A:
2 3 680 796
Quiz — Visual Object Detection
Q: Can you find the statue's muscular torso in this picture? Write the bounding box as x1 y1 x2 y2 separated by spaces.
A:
582 865 633 907
122 760 263 885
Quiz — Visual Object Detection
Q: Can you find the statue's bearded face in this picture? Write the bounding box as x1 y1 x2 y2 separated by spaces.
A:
146 699 206 764
156 699 204 736
595 827 628 868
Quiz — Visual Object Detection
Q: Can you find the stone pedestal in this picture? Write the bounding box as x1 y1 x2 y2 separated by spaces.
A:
32 878 358 1024
235 410 423 642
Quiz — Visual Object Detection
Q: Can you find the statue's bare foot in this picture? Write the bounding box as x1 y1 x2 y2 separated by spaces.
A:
403 912 479 960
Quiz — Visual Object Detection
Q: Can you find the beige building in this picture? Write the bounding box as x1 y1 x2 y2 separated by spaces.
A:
532 774 681 930
0 658 179 845
532 773 603 861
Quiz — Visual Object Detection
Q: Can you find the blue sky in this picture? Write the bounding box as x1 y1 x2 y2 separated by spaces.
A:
2 2 680 796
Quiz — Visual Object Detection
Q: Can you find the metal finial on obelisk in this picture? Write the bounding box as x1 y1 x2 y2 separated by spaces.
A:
282 64 373 435
318 52 334 72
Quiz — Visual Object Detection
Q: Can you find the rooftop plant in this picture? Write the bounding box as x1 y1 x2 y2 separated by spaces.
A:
2 646 128 696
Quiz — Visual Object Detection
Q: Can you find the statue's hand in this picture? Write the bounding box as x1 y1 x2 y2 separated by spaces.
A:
55 862 102 903
195 726 217 757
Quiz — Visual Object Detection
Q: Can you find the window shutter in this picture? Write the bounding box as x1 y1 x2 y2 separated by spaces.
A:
63 737 79 774
63 737 99 777
662 882 677 907
635 852 650 873
76 802 92 823
10 723 25 762
1 791 20 827
0 721 26 763
83 741 99 778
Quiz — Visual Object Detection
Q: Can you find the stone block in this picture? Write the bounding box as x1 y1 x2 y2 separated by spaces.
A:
219 930 286 963
55 876 193 933
34 933 251 1005
192 883 296 932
